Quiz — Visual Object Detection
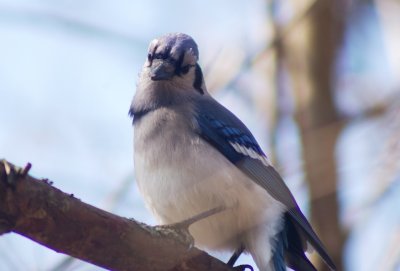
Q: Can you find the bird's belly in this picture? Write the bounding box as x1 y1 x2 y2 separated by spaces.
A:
134 135 284 251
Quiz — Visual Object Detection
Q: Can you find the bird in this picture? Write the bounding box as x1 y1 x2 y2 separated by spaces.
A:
130 33 336 271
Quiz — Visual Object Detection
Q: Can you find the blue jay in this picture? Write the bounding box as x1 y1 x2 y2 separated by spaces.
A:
130 33 336 271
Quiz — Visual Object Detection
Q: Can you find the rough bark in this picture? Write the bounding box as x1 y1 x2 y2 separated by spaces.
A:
0 160 233 271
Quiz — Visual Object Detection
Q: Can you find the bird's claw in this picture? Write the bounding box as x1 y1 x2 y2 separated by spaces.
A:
150 206 227 249
153 223 195 249
233 264 254 271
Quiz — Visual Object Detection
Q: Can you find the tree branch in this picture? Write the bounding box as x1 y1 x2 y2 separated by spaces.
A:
0 160 233 271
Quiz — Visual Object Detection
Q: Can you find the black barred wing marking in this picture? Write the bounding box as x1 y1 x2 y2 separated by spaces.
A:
194 102 336 270
200 114 270 166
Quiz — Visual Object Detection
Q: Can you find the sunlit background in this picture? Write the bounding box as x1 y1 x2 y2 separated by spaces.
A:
1 0 400 270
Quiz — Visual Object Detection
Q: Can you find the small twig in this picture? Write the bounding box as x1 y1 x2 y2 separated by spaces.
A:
1 160 32 188
152 206 227 249
221 0 323 92
19 162 32 178
2 159 12 176
1 159 17 187
252 0 323 65
174 206 227 229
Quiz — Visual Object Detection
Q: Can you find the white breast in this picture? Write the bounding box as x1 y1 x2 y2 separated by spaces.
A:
133 107 285 268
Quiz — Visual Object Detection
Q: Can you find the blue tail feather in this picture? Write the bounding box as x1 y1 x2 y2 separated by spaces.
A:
272 212 317 271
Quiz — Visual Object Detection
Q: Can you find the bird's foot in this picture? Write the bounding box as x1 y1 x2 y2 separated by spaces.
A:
227 245 244 266
232 264 254 271
153 223 195 249
153 206 226 249
227 246 252 271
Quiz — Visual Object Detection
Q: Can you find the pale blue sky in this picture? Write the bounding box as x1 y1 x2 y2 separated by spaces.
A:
1 1 399 270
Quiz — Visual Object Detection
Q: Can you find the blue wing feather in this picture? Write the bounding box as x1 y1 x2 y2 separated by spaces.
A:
198 113 265 162
193 97 336 271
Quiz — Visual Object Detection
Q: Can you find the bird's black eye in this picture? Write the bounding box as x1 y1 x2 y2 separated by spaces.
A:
180 65 190 74
147 53 152 61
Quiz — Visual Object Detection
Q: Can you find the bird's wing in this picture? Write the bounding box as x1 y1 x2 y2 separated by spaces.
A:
193 98 336 270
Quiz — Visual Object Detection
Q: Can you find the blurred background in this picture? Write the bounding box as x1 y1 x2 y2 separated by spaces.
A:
1 0 400 270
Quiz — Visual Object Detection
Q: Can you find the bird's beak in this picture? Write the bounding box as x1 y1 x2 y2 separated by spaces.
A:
150 60 174 81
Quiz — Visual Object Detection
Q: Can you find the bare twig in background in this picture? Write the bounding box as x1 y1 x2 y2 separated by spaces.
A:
362 103 400 209
214 0 324 94
281 0 348 270
378 227 400 271
253 0 324 65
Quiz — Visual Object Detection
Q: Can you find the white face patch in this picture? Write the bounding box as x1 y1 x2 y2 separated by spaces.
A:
230 142 271 167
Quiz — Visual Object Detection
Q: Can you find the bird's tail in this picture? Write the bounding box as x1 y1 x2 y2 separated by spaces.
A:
272 212 317 271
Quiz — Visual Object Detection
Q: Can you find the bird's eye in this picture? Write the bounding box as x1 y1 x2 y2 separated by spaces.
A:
180 65 190 74
147 53 152 61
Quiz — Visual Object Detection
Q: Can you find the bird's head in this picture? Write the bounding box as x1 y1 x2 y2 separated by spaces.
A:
131 33 207 121
139 33 205 95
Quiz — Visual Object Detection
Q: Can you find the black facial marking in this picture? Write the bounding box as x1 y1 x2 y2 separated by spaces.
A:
147 44 159 65
174 52 194 76
193 64 204 95
129 107 152 124
153 53 163 60
180 65 190 75
148 35 202 87
153 45 172 61
174 52 185 75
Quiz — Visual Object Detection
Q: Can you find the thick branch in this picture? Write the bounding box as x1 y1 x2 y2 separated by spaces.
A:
0 160 232 271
